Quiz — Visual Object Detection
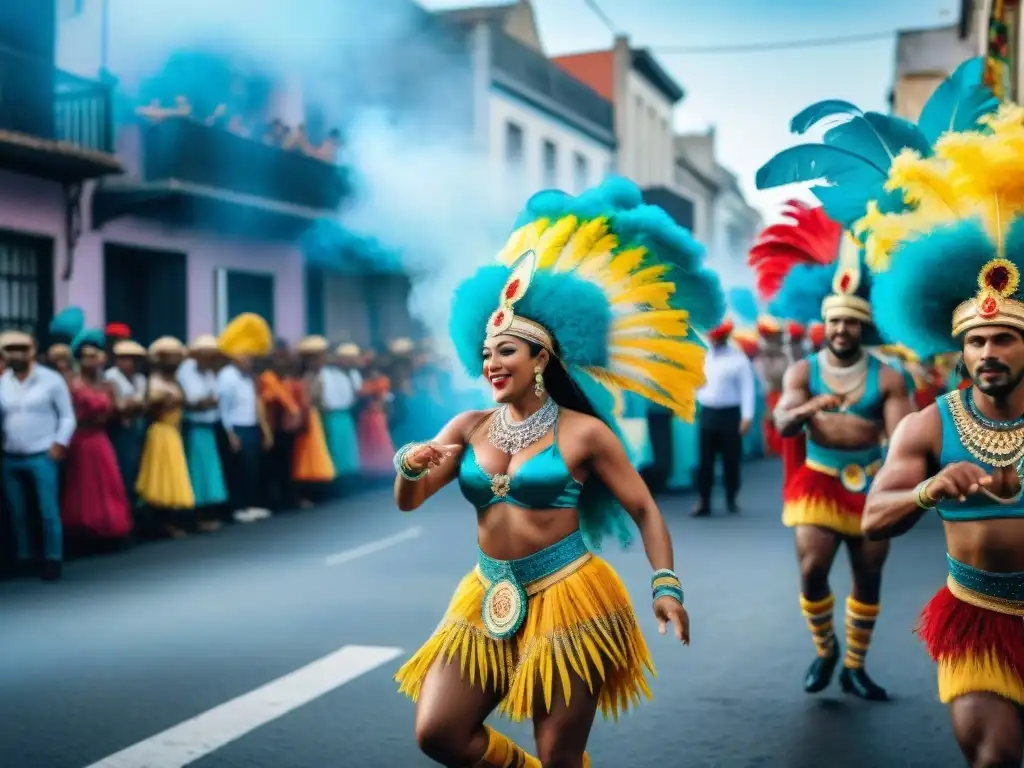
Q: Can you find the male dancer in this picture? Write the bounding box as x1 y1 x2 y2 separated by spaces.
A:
786 321 806 363
772 241 912 700
755 315 788 457
807 322 825 353
861 108 1024 766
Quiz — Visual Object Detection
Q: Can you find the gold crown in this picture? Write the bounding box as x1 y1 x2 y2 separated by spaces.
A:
952 258 1024 337
486 250 555 350
822 232 873 324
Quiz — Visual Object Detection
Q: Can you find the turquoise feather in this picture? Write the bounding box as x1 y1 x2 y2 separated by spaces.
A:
916 57 1000 145
755 144 887 199
48 306 85 341
71 328 106 355
727 286 760 324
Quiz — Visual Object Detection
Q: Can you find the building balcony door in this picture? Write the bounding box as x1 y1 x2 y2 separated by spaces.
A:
0 230 54 341
215 269 275 333
104 243 187 347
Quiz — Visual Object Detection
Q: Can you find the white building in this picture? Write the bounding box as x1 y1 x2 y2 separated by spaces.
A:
441 1 615 209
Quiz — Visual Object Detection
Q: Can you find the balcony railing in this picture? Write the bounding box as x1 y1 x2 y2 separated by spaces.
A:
0 44 116 180
491 32 614 135
140 118 350 212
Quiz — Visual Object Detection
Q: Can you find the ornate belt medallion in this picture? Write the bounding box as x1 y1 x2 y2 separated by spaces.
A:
490 473 511 498
481 576 527 639
840 463 868 493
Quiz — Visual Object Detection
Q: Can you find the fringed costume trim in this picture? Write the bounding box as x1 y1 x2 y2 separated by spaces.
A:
780 432 807 491
781 465 866 537
917 585 1024 704
395 555 654 722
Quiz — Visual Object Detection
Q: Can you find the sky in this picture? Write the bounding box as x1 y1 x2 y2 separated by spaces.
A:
421 0 959 220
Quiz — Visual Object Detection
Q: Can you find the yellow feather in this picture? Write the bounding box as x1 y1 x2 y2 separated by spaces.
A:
535 215 579 269
553 217 609 273
496 218 548 265
613 308 691 333
616 265 670 293
611 336 706 369
605 248 647 283
575 249 615 279
610 282 675 309
585 367 696 421
611 355 705 404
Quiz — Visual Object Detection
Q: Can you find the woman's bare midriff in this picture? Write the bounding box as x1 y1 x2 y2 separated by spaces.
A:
477 504 582 561
944 517 1024 573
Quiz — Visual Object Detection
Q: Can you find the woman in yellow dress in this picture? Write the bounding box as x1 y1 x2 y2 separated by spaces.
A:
136 336 195 537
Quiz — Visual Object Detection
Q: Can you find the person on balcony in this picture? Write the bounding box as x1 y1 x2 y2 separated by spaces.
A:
104 339 148 506
177 335 227 532
136 337 194 539
0 330 76 581
61 329 132 547
217 314 273 523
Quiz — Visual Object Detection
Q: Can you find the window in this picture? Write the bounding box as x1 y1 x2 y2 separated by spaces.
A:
505 121 524 167
573 152 589 192
542 139 557 186
0 231 54 340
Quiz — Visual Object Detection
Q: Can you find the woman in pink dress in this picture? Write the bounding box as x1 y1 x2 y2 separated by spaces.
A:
62 329 132 540
356 364 396 475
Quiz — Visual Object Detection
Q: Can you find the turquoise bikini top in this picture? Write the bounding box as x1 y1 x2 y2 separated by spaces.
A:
806 352 885 422
458 414 583 511
936 388 1024 522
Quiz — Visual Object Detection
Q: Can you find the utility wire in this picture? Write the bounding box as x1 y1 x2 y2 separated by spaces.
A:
582 0 618 34
652 30 898 55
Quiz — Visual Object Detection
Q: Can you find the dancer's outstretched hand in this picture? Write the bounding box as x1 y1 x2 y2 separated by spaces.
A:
404 442 462 472
654 596 690 645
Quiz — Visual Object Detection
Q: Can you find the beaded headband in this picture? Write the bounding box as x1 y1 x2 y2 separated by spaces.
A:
951 258 1024 337
486 250 556 351
822 232 872 325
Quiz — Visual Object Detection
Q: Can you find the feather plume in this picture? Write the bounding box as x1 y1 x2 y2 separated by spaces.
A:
916 57 1000 145
727 287 760 324
748 200 842 301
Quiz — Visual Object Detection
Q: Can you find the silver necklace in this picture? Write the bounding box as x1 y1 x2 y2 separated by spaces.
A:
487 398 559 455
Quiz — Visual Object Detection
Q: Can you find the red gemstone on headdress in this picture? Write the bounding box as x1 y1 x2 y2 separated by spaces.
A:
505 279 520 300
979 296 999 318
838 273 852 292
493 311 505 326
986 266 1010 292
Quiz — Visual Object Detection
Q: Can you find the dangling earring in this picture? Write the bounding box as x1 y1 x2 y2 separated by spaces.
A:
534 366 545 398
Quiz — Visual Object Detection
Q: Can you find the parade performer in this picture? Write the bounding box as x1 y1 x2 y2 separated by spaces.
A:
862 102 1024 766
751 58 1004 701
749 200 843 490
754 314 787 456
807 322 826 353
392 177 721 767
693 316 755 515
62 328 132 542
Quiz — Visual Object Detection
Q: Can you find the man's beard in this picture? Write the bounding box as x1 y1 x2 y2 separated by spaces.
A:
7 359 29 372
973 363 1024 399
826 338 860 360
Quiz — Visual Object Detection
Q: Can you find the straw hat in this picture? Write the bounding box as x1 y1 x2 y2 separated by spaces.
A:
335 342 360 358
297 335 329 354
389 337 414 355
112 340 146 357
0 330 33 349
189 334 219 352
149 336 185 356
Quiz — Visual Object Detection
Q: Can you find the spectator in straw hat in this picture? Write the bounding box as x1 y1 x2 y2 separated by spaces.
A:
104 339 148 500
177 335 227 531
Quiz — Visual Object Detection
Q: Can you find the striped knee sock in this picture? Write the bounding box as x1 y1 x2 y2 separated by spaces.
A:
844 596 880 669
800 593 836 657
476 725 541 768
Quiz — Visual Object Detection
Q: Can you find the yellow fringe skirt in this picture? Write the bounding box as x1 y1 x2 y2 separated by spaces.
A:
395 536 654 722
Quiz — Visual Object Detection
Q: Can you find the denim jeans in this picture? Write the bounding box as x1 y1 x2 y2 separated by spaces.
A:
2 452 62 561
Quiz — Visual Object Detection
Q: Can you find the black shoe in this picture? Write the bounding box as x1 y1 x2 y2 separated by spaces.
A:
804 643 840 693
691 505 710 517
40 560 62 582
839 666 889 701
727 501 741 514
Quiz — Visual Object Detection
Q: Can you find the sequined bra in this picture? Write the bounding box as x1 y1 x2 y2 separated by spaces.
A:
936 387 1024 522
458 414 583 511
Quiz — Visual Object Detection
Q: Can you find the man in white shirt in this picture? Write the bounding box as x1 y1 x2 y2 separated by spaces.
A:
693 319 755 517
218 347 272 522
0 331 76 580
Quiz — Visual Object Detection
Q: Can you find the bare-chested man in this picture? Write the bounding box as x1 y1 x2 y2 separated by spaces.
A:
755 315 788 457
773 256 912 701
861 110 1024 766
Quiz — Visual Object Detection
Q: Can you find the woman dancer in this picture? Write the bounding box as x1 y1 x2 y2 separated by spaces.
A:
62 328 132 543
393 178 723 767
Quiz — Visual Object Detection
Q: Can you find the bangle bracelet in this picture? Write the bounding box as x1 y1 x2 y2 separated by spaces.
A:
914 478 936 509
654 586 684 605
651 568 684 604
393 442 428 481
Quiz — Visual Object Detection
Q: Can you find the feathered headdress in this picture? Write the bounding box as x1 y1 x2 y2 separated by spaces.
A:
732 328 760 359
860 103 1024 355
49 306 85 344
807 321 826 348
71 328 105 356
748 200 841 300
450 176 723 549
219 313 272 358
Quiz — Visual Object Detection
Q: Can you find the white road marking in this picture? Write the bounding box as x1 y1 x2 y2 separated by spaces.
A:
323 525 423 566
84 644 403 768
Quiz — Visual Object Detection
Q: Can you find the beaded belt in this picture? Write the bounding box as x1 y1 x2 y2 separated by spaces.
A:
475 530 592 640
946 553 1024 616
805 442 884 493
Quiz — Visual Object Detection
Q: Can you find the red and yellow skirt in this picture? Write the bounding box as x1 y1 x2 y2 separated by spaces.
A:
781 444 882 537
395 531 654 721
917 559 1024 704
763 391 783 456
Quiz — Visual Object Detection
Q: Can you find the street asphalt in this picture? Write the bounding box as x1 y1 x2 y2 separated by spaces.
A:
0 459 965 768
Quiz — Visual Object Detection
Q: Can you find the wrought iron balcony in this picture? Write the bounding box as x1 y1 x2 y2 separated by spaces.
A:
0 44 119 181
139 118 351 213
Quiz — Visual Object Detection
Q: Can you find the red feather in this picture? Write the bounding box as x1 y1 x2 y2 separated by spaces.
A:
748 200 842 301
